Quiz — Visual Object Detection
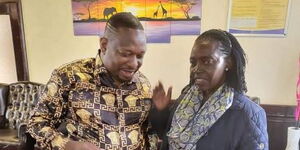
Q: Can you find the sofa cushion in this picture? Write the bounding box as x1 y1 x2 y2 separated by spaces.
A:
5 81 44 130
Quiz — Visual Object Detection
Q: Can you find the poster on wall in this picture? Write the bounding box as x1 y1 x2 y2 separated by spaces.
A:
71 0 202 43
227 0 291 36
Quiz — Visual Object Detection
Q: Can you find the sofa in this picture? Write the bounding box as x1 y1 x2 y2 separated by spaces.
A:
0 81 44 150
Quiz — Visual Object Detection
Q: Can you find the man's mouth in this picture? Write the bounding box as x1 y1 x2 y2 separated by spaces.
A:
194 78 206 85
120 69 136 78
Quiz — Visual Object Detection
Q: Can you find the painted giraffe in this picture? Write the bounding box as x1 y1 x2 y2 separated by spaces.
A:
153 5 160 18
159 1 167 18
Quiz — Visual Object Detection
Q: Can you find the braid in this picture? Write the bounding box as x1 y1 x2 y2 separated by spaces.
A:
226 32 247 92
106 12 144 31
196 29 232 55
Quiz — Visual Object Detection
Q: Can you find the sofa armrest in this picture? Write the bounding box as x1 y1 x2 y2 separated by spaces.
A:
18 123 36 150
18 123 27 142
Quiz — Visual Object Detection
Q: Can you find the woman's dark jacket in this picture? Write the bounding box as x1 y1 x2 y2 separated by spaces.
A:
150 92 269 150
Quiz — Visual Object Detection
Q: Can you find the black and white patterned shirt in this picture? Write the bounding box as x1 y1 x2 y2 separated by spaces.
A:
27 54 154 150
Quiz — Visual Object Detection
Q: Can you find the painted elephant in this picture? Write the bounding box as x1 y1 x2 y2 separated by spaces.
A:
103 7 117 19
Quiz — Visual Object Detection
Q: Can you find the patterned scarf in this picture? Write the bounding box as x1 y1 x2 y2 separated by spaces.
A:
167 84 234 150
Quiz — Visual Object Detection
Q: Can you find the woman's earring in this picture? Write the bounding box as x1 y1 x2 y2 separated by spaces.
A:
225 68 229 71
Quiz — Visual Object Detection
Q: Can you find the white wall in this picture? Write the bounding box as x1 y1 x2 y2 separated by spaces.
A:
22 0 300 105
0 15 18 83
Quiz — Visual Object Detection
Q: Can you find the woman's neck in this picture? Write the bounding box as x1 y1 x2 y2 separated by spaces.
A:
202 84 224 101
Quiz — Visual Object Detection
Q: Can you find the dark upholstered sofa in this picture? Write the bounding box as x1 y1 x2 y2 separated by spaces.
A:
0 81 44 150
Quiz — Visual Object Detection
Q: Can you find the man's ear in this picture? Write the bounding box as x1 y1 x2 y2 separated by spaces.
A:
100 37 108 54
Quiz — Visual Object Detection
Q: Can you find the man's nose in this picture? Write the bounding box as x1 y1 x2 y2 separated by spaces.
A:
128 56 139 69
191 63 202 72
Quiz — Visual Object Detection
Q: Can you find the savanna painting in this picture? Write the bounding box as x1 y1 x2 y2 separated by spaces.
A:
72 0 201 43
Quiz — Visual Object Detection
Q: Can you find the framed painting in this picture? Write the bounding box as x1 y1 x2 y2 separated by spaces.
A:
72 0 202 43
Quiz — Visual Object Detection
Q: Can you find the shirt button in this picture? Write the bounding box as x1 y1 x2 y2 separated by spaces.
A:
258 143 264 149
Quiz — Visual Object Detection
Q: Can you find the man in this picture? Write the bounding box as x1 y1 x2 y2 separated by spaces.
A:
28 12 157 150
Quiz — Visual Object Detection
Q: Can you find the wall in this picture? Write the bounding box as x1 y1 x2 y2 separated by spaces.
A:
21 0 300 105
0 15 18 83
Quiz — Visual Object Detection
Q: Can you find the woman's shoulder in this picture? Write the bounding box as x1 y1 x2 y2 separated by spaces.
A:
230 92 266 119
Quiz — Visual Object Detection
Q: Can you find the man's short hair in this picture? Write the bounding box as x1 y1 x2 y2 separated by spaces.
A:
106 12 144 31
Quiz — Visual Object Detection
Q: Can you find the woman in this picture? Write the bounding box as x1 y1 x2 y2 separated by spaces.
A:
152 29 268 150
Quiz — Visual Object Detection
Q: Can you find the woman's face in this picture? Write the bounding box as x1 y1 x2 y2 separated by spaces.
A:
190 40 229 92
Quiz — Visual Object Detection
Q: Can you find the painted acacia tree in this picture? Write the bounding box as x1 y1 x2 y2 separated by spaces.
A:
73 0 98 20
170 0 197 19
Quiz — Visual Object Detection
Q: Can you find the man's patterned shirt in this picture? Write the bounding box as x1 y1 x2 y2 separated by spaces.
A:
27 54 153 150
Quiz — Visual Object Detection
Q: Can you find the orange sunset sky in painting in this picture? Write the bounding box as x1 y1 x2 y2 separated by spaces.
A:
72 0 201 20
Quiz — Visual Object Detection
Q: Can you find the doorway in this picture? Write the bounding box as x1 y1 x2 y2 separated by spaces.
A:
0 0 29 82
0 14 17 83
